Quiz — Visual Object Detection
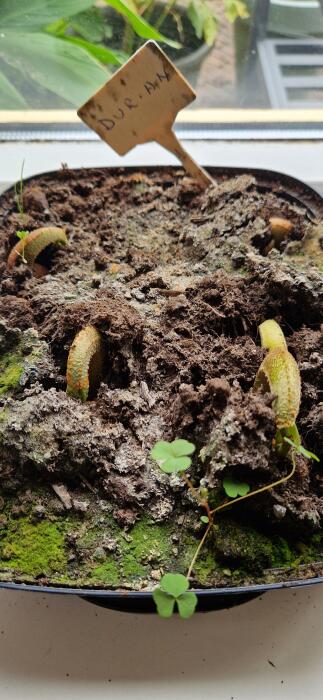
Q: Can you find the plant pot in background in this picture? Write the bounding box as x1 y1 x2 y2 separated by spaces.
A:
244 0 323 37
101 2 212 85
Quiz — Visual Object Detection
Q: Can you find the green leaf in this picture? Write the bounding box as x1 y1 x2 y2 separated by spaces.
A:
151 439 195 461
203 15 219 45
161 573 188 597
150 439 195 473
187 0 204 38
1 0 95 29
223 475 250 498
69 7 112 43
60 35 122 66
103 0 181 48
0 31 108 106
177 591 198 619
45 18 69 37
152 588 175 618
283 437 320 463
0 67 28 108
151 441 174 462
170 439 196 458
187 0 218 45
223 0 249 23
16 230 28 240
160 455 191 473
200 515 209 524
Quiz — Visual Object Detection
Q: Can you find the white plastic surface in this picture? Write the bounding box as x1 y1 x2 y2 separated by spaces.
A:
0 585 322 699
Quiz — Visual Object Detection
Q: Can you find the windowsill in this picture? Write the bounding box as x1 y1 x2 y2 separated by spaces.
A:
1 139 323 193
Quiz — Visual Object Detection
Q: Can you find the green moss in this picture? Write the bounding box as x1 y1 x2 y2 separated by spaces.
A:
90 560 120 586
193 552 219 584
72 516 175 584
0 487 321 589
0 353 23 395
0 408 9 422
118 519 174 581
211 518 300 575
0 517 67 576
213 519 277 574
121 554 147 580
272 537 295 567
121 520 172 562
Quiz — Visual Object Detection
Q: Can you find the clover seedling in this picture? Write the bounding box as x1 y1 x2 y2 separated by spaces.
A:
152 573 197 619
150 439 195 473
15 230 28 263
200 515 209 524
223 475 250 499
150 320 314 619
7 226 67 273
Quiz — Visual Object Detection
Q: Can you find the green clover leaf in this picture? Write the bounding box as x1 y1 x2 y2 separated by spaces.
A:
153 573 198 619
152 588 175 618
16 230 28 241
176 592 198 619
223 474 250 498
150 439 195 474
200 515 209 524
161 573 188 597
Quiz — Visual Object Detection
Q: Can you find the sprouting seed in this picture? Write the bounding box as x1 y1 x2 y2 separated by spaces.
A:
255 319 301 430
66 325 105 402
7 226 67 273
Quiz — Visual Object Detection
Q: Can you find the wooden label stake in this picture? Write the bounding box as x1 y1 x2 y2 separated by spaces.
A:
78 40 213 189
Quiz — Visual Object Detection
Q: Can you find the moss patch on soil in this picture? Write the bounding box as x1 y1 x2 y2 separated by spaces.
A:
0 352 24 396
0 488 322 588
0 517 66 577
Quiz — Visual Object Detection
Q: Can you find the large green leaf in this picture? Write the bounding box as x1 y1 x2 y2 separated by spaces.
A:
69 7 113 43
0 67 27 108
61 35 121 65
0 0 95 29
103 0 181 48
0 31 108 106
187 0 219 46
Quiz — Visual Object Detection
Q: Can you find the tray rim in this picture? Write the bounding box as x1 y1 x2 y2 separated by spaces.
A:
0 162 322 600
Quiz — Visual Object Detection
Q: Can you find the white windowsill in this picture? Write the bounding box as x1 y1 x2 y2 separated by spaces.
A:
1 140 323 192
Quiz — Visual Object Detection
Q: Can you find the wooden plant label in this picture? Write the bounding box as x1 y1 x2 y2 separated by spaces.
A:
78 40 213 189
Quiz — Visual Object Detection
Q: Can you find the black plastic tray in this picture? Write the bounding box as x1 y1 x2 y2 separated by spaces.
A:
0 164 322 613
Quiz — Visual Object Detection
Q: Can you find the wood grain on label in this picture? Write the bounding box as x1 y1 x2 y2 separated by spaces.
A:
78 41 213 188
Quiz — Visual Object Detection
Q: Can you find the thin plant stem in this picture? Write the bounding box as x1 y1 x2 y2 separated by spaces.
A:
186 453 296 581
14 159 25 215
155 0 177 30
142 0 155 23
181 472 212 518
187 520 213 580
210 455 296 516
122 20 135 54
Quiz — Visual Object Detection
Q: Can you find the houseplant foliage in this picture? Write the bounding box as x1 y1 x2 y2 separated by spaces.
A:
0 0 249 108
0 0 178 107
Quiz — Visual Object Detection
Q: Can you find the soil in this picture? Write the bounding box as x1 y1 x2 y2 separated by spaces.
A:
0 165 322 591
103 5 204 62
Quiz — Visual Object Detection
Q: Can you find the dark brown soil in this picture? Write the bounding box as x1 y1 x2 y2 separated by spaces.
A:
0 166 322 589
